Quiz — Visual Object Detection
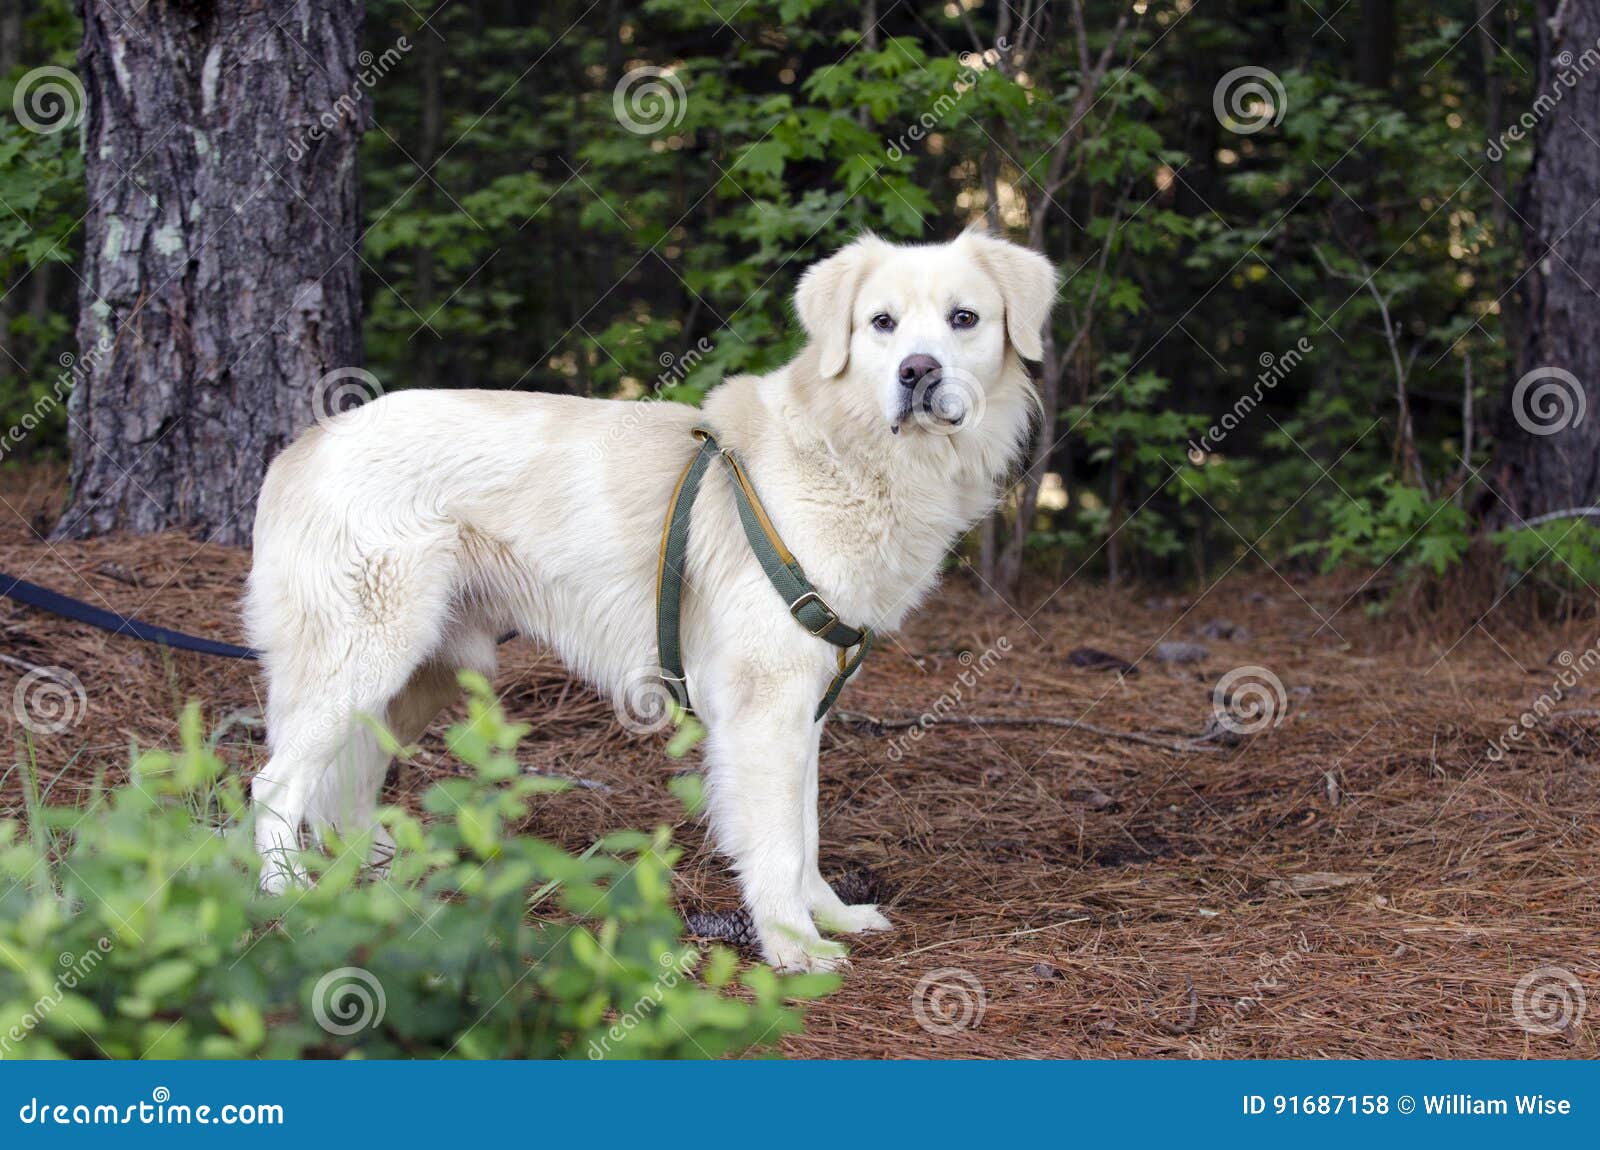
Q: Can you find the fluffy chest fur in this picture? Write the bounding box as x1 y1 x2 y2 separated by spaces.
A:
699 349 1035 634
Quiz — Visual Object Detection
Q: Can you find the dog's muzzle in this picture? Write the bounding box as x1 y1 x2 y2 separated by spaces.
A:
892 354 964 432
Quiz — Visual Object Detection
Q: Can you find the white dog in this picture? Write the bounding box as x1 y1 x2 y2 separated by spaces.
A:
245 229 1055 971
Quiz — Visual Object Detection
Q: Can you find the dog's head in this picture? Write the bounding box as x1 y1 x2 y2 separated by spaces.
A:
794 229 1057 438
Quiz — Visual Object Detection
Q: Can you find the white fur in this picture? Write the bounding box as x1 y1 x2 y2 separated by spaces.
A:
245 230 1056 971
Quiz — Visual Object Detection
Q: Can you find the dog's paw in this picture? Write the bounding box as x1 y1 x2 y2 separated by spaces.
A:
761 924 850 973
258 866 295 895
257 853 305 895
815 902 892 935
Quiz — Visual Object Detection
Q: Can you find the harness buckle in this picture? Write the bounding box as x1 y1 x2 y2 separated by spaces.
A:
789 590 839 637
657 671 691 710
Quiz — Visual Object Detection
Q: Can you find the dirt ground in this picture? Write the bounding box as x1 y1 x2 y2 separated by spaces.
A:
2 465 1597 1059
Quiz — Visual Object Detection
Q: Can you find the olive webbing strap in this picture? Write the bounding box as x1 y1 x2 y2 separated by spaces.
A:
655 430 720 711
654 426 872 722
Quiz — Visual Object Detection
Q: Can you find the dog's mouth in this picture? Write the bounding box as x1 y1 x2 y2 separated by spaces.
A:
890 379 965 435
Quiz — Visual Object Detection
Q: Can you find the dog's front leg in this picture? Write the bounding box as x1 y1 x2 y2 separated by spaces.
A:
803 725 891 936
703 680 846 972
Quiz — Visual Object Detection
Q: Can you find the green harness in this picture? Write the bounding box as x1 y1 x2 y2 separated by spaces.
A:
655 426 873 722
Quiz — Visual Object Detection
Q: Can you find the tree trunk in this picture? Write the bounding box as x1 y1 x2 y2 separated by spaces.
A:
57 1 365 545
1493 0 1600 519
994 327 1061 596
1356 0 1396 92
413 22 442 391
0 0 22 378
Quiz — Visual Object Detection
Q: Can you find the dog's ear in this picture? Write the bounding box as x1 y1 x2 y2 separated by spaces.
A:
963 230 1058 362
795 235 883 378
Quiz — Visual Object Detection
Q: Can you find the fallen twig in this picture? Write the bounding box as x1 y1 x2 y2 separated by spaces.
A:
1151 975 1200 1035
833 710 1227 753
0 652 49 675
1520 506 1600 528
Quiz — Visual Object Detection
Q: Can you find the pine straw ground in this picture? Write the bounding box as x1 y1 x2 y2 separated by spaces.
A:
2 464 1597 1060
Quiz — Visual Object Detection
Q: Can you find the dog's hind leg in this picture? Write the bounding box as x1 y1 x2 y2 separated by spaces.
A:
252 699 360 893
254 661 414 889
366 628 499 870
254 654 416 891
251 539 467 889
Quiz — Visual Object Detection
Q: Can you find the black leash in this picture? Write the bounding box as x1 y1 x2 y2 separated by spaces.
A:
0 570 261 660
2 571 523 662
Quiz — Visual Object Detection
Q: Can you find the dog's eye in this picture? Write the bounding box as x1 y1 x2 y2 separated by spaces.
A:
949 308 979 330
870 313 897 333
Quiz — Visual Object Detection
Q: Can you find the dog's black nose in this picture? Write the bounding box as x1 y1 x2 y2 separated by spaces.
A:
898 354 942 389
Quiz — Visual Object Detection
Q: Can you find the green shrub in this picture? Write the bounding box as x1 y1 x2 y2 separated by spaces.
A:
0 675 833 1059
1494 520 1600 598
1291 476 1472 580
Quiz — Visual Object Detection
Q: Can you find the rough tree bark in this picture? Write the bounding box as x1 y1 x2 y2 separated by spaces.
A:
57 1 365 545
1493 0 1600 520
